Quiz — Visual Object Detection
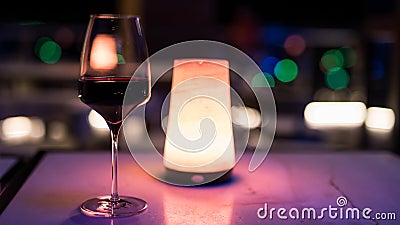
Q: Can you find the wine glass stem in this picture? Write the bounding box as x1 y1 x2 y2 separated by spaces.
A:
109 123 122 202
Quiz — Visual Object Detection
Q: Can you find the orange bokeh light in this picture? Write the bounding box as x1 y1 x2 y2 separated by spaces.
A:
89 34 118 70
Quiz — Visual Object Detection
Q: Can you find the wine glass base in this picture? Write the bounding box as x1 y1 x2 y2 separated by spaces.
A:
80 195 147 217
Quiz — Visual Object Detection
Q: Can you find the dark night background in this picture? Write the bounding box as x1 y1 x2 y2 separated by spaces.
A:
0 0 399 156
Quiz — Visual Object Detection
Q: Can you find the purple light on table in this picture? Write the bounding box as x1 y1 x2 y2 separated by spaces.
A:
162 185 234 225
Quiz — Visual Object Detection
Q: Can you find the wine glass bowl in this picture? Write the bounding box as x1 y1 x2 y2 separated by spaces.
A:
78 14 150 217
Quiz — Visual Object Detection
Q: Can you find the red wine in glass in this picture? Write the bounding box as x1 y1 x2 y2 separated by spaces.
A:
78 76 149 124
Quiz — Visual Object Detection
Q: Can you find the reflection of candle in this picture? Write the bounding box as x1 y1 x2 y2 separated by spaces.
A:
90 34 118 70
163 59 235 174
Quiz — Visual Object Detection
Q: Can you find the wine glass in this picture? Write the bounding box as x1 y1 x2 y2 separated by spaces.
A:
78 14 151 217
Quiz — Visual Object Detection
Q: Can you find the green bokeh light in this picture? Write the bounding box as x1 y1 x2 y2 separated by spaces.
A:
19 21 45 26
39 40 62 64
117 54 126 64
251 72 275 88
274 59 298 83
321 49 344 71
325 67 349 90
34 37 52 57
339 46 357 68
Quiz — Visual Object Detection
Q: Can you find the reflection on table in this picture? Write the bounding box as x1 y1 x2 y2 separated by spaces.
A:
0 150 399 224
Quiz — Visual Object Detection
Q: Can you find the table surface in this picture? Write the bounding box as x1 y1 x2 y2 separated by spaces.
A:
0 150 399 225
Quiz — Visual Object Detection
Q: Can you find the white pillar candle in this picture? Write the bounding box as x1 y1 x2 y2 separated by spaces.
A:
163 58 236 173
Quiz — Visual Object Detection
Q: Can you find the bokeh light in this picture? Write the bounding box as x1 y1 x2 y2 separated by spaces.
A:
372 59 384 80
38 39 62 64
325 67 349 90
90 34 118 70
19 21 45 26
365 107 395 132
321 49 344 71
284 34 306 56
124 116 145 142
274 59 298 82
231 106 261 129
339 46 357 68
29 117 45 139
1 116 32 139
117 54 126 64
55 26 75 49
251 72 275 87
304 102 367 129
0 116 46 143
48 121 67 141
34 37 51 57
88 110 108 129
260 56 279 76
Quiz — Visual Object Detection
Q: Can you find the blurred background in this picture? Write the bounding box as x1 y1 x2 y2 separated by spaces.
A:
0 0 399 158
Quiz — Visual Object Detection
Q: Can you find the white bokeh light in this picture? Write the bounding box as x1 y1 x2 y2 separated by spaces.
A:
304 102 367 129
88 110 108 129
365 107 395 132
1 116 32 139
